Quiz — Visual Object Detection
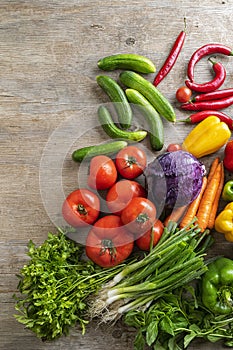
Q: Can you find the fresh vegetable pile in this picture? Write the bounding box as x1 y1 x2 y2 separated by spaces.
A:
14 20 233 349
88 220 211 321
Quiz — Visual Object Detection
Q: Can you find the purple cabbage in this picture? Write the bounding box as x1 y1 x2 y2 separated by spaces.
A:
144 150 206 214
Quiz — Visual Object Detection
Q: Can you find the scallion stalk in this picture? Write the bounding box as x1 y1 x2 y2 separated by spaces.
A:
89 220 210 323
112 222 199 286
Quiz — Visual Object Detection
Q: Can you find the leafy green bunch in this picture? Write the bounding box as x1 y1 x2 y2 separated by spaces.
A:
14 229 123 341
124 286 233 350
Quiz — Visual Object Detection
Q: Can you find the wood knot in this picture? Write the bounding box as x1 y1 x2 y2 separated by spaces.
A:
126 37 135 46
90 24 104 30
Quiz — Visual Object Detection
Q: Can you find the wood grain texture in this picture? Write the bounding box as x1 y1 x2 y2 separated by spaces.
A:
1 1 233 349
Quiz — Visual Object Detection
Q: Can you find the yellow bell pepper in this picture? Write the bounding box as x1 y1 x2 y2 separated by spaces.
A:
182 116 231 158
214 202 233 242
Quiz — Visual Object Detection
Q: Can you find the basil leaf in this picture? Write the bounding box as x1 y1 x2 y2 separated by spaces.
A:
146 320 158 346
184 331 196 348
160 315 175 336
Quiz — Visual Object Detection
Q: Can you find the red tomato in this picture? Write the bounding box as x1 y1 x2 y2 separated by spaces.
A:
121 197 156 234
136 219 164 251
166 143 182 152
88 155 117 190
176 86 192 103
115 145 147 179
62 188 100 227
106 180 147 215
85 215 134 267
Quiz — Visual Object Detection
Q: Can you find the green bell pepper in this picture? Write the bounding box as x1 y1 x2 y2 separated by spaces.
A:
201 257 233 315
222 180 233 202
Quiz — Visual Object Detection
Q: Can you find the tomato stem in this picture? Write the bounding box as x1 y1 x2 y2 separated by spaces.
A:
100 239 117 262
77 204 88 215
136 213 149 223
124 156 139 168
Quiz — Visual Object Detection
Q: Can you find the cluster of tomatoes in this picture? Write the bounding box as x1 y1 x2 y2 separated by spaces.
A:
62 145 164 267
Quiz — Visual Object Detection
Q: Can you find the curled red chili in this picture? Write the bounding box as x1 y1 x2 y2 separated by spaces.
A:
192 88 233 102
153 18 186 86
185 58 226 93
187 43 233 82
181 95 233 111
178 110 233 130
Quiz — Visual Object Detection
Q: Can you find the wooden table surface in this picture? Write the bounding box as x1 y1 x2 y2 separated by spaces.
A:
1 1 233 349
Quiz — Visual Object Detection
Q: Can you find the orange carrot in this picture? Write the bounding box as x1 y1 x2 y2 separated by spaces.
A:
207 157 220 183
179 176 207 229
164 205 187 227
196 163 222 232
207 162 224 229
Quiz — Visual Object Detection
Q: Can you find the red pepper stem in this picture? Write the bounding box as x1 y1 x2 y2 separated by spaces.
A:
208 56 217 65
176 118 191 123
183 17 187 33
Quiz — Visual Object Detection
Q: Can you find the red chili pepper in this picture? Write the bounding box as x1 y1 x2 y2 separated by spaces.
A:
153 19 186 87
193 88 233 102
181 95 233 111
185 58 226 93
187 43 233 82
178 110 233 130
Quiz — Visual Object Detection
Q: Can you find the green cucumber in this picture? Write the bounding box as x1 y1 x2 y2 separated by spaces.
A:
98 105 147 142
125 89 164 150
72 140 128 162
97 53 156 73
96 75 132 129
119 71 176 122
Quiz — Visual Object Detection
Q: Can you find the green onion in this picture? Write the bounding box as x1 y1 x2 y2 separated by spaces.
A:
89 219 210 323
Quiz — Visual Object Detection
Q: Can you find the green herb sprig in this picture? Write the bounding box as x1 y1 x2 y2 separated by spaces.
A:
124 285 233 349
14 228 124 341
